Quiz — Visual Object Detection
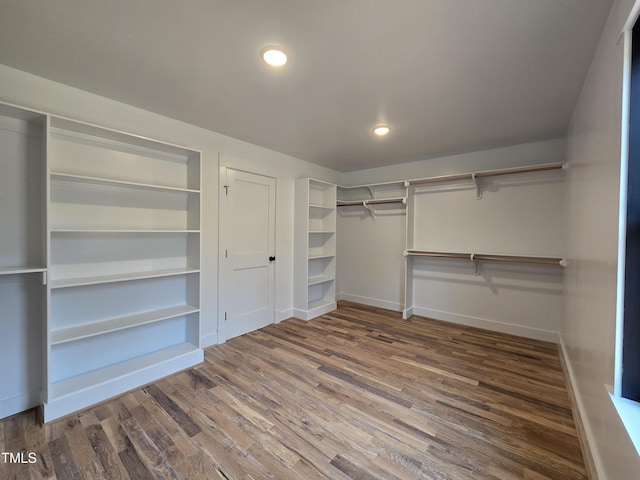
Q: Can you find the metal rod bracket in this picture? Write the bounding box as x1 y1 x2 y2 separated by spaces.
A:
362 200 376 219
366 185 375 198
472 173 482 200
470 253 480 275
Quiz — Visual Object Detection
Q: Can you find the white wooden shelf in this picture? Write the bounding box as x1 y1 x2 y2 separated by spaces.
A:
308 275 335 286
51 305 199 345
309 230 335 234
48 342 200 401
50 172 200 194
309 203 334 210
50 228 200 234
308 254 335 260
0 266 46 276
50 267 199 289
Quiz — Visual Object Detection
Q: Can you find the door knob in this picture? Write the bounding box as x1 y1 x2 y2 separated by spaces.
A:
269 256 276 262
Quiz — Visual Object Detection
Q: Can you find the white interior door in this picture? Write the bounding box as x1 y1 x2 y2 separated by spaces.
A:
219 167 276 341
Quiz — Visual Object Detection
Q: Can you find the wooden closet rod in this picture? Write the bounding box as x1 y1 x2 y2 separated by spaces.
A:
473 253 564 266
406 163 565 186
405 251 471 260
337 197 406 206
405 250 566 266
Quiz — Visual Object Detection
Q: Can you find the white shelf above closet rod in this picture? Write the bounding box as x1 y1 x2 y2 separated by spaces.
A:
405 249 567 267
405 162 566 186
337 197 407 219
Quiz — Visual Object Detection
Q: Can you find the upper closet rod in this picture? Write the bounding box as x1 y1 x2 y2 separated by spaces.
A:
337 197 406 219
337 197 406 206
405 162 566 187
405 249 566 267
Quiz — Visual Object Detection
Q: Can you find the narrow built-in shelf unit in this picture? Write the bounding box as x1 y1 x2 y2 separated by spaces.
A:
0 103 47 420
294 179 337 320
44 115 203 421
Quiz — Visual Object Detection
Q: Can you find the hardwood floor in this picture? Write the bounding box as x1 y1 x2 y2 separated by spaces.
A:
1 302 586 479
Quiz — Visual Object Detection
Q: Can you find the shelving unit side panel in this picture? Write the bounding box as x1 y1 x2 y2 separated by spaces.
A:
294 179 311 310
405 185 416 251
403 256 414 319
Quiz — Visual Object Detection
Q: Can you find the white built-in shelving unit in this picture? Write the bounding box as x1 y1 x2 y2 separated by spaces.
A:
0 103 47 419
294 179 337 320
43 116 203 421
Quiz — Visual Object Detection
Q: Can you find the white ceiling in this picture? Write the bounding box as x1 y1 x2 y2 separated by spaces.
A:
0 1 612 172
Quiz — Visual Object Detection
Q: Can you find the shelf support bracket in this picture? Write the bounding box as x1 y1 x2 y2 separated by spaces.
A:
366 185 375 199
362 200 376 219
470 254 480 275
472 173 482 200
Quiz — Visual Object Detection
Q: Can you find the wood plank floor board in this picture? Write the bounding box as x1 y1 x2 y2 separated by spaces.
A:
1 302 587 479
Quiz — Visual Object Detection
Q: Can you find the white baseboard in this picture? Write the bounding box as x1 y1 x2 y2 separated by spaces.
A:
411 306 559 343
558 334 603 480
0 390 39 420
277 309 294 323
292 308 307 320
200 331 218 348
293 302 336 321
337 293 403 312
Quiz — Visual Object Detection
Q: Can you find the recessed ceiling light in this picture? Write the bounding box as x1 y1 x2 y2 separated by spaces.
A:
261 46 288 67
373 125 390 136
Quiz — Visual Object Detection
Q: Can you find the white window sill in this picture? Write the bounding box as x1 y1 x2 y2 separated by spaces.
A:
609 392 640 455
